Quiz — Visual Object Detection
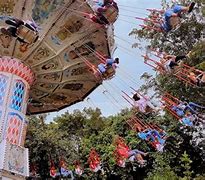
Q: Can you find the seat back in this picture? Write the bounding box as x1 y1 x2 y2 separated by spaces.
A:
103 66 115 79
16 25 38 44
169 16 180 29
103 5 118 24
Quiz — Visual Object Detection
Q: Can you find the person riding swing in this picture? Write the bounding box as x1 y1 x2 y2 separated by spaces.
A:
171 100 205 117
138 129 166 152
163 2 195 32
160 54 189 72
188 72 205 87
132 93 155 114
97 57 119 78
91 1 110 25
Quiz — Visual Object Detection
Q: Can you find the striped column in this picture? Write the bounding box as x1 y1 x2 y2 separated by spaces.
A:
0 56 34 178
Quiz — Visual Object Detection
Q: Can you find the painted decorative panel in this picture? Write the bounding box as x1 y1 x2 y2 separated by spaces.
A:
50 15 83 44
32 0 65 24
66 41 95 61
33 57 63 73
0 0 16 15
0 74 8 106
30 88 48 99
62 83 84 91
5 112 23 145
10 80 25 112
4 142 29 176
0 33 12 49
26 44 55 65
20 119 28 146
37 72 62 83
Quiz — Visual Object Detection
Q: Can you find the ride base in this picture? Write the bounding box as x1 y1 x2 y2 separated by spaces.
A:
0 57 34 179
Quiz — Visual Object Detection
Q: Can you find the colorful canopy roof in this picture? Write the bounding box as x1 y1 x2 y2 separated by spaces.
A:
0 0 118 114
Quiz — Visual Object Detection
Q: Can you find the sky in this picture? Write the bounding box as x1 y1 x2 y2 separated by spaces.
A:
46 0 162 121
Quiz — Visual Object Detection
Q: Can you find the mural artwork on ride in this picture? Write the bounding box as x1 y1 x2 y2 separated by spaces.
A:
51 16 83 45
32 0 65 24
0 34 12 48
0 1 16 14
4 142 29 176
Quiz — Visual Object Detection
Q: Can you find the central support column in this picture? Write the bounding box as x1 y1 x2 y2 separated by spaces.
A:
0 56 34 179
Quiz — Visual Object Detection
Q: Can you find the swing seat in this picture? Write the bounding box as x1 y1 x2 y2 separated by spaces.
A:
102 67 116 79
16 25 39 44
103 5 118 23
145 105 154 114
117 158 126 167
169 16 181 29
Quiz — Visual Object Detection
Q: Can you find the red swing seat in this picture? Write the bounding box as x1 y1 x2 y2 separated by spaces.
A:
126 117 147 132
174 64 204 87
142 55 167 73
161 93 181 120
113 136 129 166
126 115 166 150
88 149 100 169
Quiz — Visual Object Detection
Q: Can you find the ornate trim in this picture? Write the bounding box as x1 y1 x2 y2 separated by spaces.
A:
0 57 35 85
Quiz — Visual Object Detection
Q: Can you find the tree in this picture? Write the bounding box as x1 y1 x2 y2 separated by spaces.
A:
180 151 193 180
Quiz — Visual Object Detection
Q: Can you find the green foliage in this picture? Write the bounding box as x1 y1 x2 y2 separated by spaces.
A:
180 151 193 179
26 105 205 179
145 153 178 180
